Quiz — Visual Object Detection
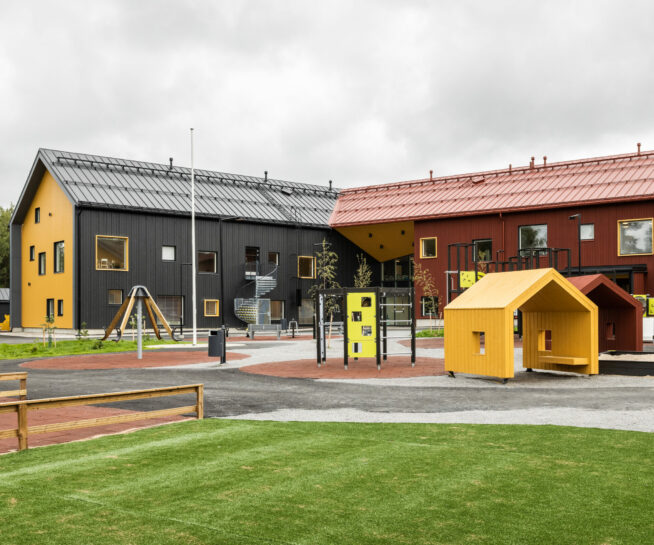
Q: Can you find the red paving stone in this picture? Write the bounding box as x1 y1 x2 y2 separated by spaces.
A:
20 350 248 370
0 404 188 454
240 356 445 379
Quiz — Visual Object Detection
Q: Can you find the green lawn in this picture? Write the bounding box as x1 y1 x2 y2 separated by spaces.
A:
0 338 180 360
1 420 653 544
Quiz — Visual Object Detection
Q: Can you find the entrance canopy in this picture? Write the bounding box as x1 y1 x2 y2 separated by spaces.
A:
444 268 598 379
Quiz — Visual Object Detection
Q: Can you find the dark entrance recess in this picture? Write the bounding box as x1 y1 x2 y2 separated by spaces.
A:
245 246 259 276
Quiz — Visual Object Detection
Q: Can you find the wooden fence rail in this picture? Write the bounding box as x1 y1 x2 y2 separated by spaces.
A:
0 383 203 451
0 372 28 400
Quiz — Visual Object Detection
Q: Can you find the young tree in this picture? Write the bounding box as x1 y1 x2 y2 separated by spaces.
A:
0 205 13 288
413 262 439 331
353 253 372 288
308 239 340 345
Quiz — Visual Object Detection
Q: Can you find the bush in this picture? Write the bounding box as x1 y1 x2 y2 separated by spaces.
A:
30 344 39 353
91 339 103 350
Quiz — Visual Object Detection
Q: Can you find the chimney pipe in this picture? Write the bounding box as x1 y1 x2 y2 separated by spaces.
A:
329 180 333 190
429 170 433 181
509 163 512 174
543 155 547 166
637 143 641 155
264 170 268 182
169 157 173 170
530 156 535 170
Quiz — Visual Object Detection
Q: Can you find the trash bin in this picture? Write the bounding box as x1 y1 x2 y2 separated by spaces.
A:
208 329 224 358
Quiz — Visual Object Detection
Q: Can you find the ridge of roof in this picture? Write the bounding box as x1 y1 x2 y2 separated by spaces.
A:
340 148 654 195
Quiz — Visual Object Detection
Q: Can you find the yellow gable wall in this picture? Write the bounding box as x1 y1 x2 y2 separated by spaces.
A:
21 171 74 328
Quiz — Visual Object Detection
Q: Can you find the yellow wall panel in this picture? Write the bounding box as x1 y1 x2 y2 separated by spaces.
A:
347 292 377 357
21 171 74 328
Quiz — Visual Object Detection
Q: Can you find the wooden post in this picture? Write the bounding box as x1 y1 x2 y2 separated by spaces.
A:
196 384 204 419
17 403 28 451
20 376 27 400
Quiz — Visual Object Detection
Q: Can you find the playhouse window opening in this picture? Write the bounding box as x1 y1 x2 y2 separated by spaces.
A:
606 322 616 341
473 331 485 355
361 297 372 307
538 329 552 351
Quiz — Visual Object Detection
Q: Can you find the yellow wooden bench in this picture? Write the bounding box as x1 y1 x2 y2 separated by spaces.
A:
537 352 589 366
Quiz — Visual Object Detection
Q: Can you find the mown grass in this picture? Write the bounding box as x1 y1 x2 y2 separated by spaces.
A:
416 328 444 338
0 338 179 360
1 419 653 544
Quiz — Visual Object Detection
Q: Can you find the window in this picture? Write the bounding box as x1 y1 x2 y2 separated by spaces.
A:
298 298 314 325
473 331 485 355
46 298 54 319
618 219 653 256
421 296 438 316
198 251 216 273
473 239 492 262
268 252 279 266
157 295 184 326
271 300 285 321
38 252 46 275
108 289 123 305
96 235 128 270
245 247 259 276
519 224 547 250
162 245 176 261
420 237 437 258
204 299 219 317
35 208 40 223
29 246 35 261
580 224 594 241
57 299 64 316
54 241 64 273
298 256 315 278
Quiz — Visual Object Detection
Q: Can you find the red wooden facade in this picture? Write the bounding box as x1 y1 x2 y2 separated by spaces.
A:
413 200 654 315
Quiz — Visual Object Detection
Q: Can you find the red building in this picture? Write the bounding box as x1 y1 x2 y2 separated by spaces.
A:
330 147 654 320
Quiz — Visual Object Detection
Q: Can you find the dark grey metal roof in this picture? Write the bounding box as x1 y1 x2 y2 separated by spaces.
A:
20 149 338 227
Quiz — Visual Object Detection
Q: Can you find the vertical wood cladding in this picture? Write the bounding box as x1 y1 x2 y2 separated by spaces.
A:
414 200 654 312
78 208 373 329
9 225 21 328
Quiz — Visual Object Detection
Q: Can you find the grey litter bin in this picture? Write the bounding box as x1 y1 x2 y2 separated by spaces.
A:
208 329 225 361
280 318 288 331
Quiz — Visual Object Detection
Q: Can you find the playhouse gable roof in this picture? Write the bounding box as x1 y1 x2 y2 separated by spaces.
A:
445 268 595 313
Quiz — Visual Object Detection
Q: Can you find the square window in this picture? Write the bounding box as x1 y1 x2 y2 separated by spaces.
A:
351 311 362 322
204 299 219 317
108 289 123 305
618 219 653 256
57 299 64 316
519 225 547 251
362 326 372 336
157 295 184 326
420 237 437 258
54 241 64 273
361 297 372 307
38 252 46 275
420 296 438 317
298 256 315 278
268 252 279 265
162 245 176 261
29 246 35 261
580 224 594 241
96 236 128 270
198 251 216 273
35 207 40 224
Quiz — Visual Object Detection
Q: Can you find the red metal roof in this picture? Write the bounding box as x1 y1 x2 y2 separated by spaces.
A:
330 149 654 227
567 274 642 309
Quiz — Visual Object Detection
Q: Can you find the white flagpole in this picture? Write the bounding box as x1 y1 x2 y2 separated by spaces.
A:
190 128 197 346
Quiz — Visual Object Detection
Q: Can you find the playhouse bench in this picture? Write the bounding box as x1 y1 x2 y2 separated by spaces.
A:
537 352 589 366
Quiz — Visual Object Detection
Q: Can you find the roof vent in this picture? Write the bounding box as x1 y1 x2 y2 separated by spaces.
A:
169 157 173 170
281 187 293 196
543 156 547 166
329 180 333 190
529 157 535 170
264 170 268 182
509 164 512 174
637 142 641 155
430 170 433 181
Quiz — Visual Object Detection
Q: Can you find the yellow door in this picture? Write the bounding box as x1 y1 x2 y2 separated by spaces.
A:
347 292 377 357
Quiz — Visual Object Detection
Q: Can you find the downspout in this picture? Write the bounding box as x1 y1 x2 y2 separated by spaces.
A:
219 217 225 327
76 207 82 330
499 212 505 256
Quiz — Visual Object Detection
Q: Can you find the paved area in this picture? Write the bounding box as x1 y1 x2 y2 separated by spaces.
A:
1 331 654 454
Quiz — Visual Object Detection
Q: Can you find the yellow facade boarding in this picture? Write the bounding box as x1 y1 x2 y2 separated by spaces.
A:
346 292 377 358
444 269 598 380
21 171 74 329
334 221 414 262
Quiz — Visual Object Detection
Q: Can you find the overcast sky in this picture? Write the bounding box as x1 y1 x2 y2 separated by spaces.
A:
1 1 654 207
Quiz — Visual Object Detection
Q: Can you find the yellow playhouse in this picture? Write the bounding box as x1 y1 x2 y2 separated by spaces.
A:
444 268 598 380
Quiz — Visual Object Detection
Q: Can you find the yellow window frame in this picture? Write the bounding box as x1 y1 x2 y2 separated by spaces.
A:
204 299 220 317
420 237 437 259
298 255 315 279
617 218 653 256
95 235 129 271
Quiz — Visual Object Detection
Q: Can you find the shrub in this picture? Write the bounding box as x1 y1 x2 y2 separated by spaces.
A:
91 339 103 350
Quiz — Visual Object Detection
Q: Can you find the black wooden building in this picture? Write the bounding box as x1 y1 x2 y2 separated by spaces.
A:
10 149 373 331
